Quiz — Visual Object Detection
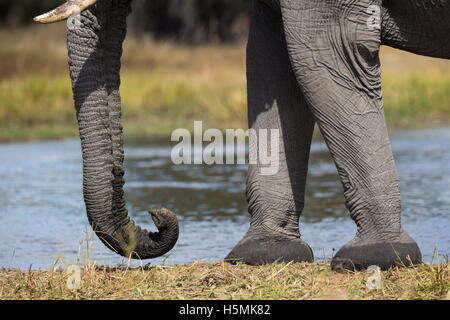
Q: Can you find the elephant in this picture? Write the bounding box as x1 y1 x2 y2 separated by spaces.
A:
34 0 449 271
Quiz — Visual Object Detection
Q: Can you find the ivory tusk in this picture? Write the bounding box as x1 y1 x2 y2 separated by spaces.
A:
34 0 100 24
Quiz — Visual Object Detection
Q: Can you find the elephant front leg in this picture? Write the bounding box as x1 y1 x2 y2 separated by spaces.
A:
281 0 422 271
225 1 315 265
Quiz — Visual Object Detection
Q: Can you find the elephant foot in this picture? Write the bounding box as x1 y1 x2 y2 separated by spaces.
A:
225 234 314 265
331 231 422 272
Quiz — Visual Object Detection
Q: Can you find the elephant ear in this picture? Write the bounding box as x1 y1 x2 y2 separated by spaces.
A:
35 0 179 260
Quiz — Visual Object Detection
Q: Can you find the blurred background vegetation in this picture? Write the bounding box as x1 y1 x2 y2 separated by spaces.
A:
0 0 449 141
0 0 252 42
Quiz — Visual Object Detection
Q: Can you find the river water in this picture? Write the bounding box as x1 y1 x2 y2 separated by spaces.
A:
0 128 448 270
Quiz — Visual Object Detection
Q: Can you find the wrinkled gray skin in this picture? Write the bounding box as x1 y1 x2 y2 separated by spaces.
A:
67 0 449 270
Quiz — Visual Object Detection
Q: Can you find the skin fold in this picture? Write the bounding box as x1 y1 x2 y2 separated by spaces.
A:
39 0 448 270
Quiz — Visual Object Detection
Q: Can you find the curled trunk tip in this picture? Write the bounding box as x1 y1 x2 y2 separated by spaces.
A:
104 207 179 260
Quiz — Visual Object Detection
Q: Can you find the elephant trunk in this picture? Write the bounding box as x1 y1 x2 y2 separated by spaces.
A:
38 0 179 259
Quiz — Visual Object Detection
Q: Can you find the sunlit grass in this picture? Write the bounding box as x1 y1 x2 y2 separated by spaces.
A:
0 26 449 141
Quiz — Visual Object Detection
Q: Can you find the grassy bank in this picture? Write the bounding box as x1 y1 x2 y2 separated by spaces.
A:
0 25 449 142
1 260 448 300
